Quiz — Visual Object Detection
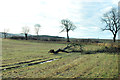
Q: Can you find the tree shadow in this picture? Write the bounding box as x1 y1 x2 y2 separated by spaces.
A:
82 47 120 54
48 43 120 55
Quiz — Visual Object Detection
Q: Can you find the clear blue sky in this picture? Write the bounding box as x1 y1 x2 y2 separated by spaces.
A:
0 0 119 39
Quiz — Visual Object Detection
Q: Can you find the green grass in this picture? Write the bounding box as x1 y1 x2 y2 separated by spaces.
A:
2 39 119 78
2 39 66 65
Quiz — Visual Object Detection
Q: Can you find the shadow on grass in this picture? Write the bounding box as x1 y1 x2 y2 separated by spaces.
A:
81 47 120 54
49 43 120 55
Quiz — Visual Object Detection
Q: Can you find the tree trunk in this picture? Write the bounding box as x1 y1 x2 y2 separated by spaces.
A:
37 34 39 40
67 31 70 42
4 33 7 39
25 33 28 40
113 34 116 42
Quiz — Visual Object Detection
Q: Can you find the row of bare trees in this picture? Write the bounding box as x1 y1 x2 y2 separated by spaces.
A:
60 7 120 42
21 20 76 42
2 7 120 42
22 24 41 40
61 7 120 42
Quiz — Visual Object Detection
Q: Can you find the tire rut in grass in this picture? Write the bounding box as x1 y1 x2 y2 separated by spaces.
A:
1 57 62 71
1 58 43 67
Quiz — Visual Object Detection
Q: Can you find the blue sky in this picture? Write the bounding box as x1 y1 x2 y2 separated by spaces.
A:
0 0 119 39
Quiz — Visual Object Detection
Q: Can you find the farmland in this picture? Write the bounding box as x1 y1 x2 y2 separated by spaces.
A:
1 39 119 78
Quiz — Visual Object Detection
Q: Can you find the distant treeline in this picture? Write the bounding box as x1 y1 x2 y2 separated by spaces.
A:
9 35 65 41
70 38 115 43
0 32 119 43
0 32 65 41
9 36 118 43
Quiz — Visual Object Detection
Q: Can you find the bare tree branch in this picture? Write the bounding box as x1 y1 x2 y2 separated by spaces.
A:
60 29 65 33
22 26 30 34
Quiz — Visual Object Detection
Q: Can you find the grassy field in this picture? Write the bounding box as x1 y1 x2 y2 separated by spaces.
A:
1 39 119 78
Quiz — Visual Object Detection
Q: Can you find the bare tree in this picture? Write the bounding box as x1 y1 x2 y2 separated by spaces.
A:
3 28 9 39
60 19 76 42
22 26 30 40
101 8 120 42
34 24 41 40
